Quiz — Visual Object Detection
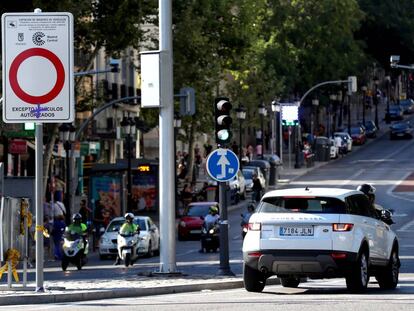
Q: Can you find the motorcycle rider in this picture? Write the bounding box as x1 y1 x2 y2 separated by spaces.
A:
114 213 140 265
357 183 392 223
241 204 255 226
65 213 88 258
199 206 220 253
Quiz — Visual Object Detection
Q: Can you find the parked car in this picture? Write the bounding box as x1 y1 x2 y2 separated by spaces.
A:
242 167 266 192
178 202 219 240
390 121 413 140
99 216 160 259
362 120 378 138
243 187 399 293
399 99 414 114
387 105 404 121
246 160 271 188
229 170 246 201
349 126 367 145
333 132 353 152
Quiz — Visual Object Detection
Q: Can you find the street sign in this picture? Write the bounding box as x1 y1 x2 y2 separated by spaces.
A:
206 148 239 182
2 12 74 123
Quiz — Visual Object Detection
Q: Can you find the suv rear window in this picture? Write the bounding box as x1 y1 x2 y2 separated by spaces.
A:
258 196 346 214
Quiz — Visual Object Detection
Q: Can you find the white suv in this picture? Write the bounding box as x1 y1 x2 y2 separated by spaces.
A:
242 187 399 293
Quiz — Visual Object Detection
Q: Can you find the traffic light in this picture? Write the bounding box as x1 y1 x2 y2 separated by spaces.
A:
214 97 232 146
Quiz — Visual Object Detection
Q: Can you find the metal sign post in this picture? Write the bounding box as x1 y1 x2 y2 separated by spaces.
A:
1 8 74 291
206 148 239 276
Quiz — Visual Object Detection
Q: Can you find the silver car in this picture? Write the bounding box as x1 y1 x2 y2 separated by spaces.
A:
99 216 160 259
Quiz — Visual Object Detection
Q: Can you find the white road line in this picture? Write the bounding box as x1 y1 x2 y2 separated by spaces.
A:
339 169 365 186
398 219 414 232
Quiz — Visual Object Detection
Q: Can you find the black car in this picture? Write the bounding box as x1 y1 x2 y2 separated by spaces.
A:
363 120 378 138
390 121 413 139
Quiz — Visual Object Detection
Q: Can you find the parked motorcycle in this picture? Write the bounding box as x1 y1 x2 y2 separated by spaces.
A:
117 231 141 267
62 232 89 271
200 221 220 253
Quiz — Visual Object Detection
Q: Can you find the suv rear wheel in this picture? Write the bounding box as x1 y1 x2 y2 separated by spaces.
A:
243 264 266 292
346 249 369 293
376 248 399 290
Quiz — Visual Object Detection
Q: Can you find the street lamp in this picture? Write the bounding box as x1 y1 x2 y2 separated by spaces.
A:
235 105 246 164
258 103 267 159
373 77 380 129
173 113 182 216
361 86 367 126
385 76 391 124
121 116 136 213
59 123 76 225
271 100 282 159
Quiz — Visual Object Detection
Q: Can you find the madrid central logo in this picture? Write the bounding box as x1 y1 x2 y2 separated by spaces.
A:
32 32 45 46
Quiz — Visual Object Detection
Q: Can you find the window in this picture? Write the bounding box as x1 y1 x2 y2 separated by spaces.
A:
258 196 346 214
346 194 372 217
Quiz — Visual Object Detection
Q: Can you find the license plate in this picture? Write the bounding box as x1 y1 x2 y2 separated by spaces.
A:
279 226 314 236
190 230 201 234
397 133 404 136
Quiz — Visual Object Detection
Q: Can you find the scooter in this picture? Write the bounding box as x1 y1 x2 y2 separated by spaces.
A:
117 231 140 267
200 221 220 253
62 232 89 271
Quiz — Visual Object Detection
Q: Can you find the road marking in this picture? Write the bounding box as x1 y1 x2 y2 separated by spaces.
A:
398 219 414 232
339 169 365 186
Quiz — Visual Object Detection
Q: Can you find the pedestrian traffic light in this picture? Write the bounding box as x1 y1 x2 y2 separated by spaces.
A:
214 97 232 146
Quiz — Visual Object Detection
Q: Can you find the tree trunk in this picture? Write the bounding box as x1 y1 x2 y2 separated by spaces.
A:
187 121 196 184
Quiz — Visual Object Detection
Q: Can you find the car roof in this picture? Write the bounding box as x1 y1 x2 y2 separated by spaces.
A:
262 187 361 200
110 216 150 222
188 201 218 206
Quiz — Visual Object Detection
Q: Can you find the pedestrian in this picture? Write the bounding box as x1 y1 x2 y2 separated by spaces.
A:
51 192 66 221
252 174 263 202
51 214 66 260
78 198 92 223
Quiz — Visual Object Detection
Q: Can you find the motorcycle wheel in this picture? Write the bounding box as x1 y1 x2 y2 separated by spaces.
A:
61 256 69 271
76 251 84 270
125 253 131 267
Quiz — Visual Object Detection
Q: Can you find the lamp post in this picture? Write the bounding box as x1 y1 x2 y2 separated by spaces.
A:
235 105 246 164
361 86 367 126
173 114 182 216
59 123 76 225
385 76 391 124
271 100 282 159
121 116 136 213
258 103 267 159
373 77 380 129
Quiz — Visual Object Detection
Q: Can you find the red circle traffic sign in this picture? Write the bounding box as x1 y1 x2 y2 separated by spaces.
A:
9 47 65 105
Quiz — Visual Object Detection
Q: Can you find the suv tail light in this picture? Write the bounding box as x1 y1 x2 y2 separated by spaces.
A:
332 223 354 232
248 223 261 231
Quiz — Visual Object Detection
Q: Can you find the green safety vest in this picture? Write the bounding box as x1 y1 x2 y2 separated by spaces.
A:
67 223 87 235
119 223 139 235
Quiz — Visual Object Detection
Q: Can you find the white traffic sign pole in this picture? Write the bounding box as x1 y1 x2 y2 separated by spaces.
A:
159 0 177 273
33 8 44 293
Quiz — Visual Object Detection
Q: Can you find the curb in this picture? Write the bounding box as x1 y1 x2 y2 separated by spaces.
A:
0 277 281 306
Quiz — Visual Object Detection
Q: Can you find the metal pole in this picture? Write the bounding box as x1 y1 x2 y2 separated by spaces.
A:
347 95 351 135
239 120 243 165
35 123 44 292
362 91 366 126
65 142 71 224
127 134 132 212
261 115 264 159
217 182 234 275
279 112 283 163
386 80 391 124
374 84 379 129
158 0 177 273
288 127 291 169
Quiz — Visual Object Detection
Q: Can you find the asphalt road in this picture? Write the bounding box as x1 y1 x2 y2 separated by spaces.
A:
16 126 414 308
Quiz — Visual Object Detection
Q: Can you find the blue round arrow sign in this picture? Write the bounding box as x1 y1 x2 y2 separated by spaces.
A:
206 148 240 182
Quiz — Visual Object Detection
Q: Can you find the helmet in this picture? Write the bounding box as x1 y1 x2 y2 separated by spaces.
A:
72 213 82 222
247 204 255 212
357 184 376 196
125 213 134 221
209 206 218 215
357 184 376 202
